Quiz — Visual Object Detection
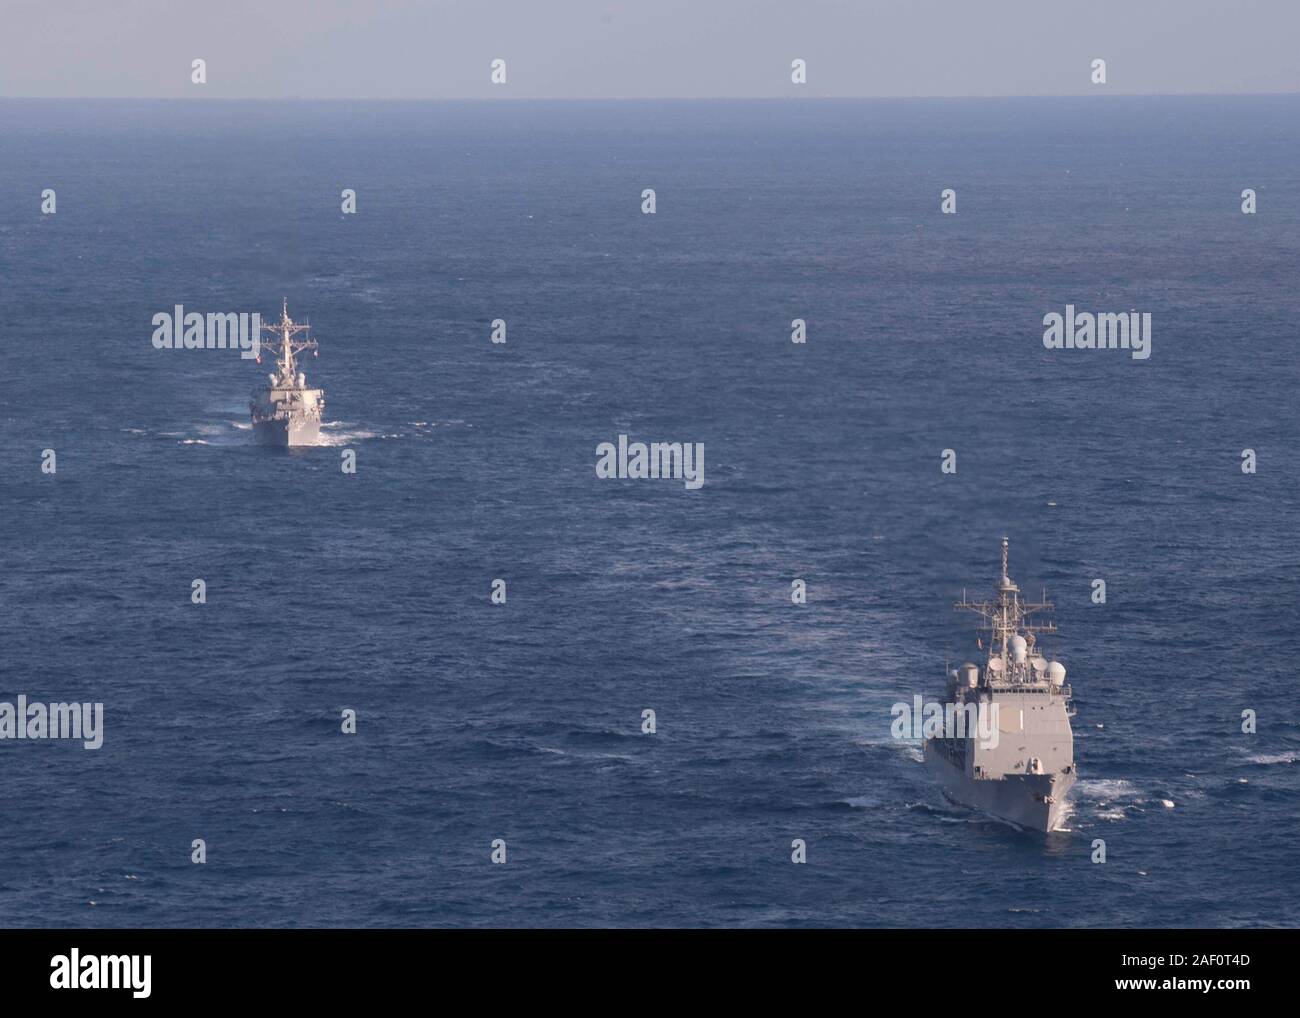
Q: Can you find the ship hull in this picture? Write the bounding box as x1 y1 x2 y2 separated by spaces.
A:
924 741 1075 832
253 416 320 447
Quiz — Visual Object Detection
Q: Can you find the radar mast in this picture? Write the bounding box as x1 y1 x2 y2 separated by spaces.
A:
258 298 318 384
954 537 1056 673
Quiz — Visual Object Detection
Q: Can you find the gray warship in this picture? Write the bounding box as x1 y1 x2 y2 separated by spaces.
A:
250 301 324 447
923 539 1077 831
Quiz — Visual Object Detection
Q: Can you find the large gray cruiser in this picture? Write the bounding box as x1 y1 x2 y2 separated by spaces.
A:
249 301 325 447
923 539 1077 831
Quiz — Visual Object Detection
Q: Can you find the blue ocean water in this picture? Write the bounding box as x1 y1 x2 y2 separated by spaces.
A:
1 97 1298 928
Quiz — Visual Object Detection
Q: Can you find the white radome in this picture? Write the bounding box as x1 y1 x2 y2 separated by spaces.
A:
1009 634 1028 662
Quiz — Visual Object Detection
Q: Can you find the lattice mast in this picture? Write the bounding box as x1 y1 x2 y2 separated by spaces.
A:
258 298 318 384
954 538 1055 668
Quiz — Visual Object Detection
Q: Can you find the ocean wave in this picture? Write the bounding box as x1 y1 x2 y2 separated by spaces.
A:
1073 778 1149 823
1075 778 1138 799
316 424 379 446
854 736 925 763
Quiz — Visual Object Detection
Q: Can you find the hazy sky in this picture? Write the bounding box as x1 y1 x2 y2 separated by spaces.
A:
2 0 1296 99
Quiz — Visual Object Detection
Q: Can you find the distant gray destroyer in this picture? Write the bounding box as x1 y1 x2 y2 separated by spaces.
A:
923 539 1077 831
250 301 324 447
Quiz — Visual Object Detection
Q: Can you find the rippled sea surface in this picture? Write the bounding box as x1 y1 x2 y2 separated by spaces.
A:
1 97 1297 927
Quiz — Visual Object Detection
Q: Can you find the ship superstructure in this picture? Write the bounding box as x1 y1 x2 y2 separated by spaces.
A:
923 538 1077 831
249 300 324 447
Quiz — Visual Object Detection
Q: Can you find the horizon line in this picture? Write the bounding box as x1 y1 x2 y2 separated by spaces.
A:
3 90 1299 102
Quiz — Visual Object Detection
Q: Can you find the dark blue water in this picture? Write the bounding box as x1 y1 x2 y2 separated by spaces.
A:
1 97 1298 927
